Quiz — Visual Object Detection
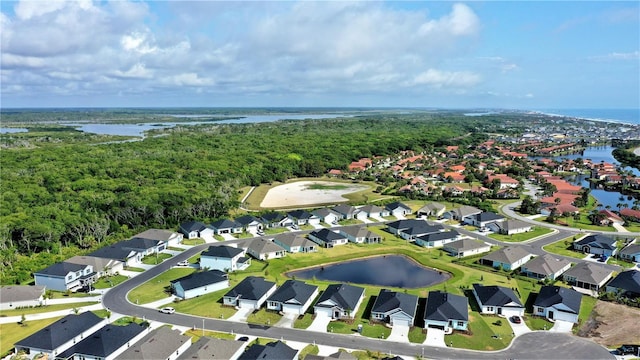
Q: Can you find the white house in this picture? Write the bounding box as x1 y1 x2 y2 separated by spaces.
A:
200 245 251 272
370 289 418 327
472 283 524 317
223 276 277 309
424 291 469 331
133 228 183 248
442 239 491 258
533 286 582 324
314 283 365 319
0 285 46 311
245 238 287 261
266 280 319 315
272 233 318 253
520 254 571 280
312 208 341 225
414 230 460 248
170 270 229 300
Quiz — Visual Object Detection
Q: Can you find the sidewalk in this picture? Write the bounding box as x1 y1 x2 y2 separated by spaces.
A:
139 295 177 309
46 295 102 305
0 303 104 324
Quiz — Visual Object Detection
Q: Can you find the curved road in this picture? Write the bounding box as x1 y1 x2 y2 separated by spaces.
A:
103 234 615 359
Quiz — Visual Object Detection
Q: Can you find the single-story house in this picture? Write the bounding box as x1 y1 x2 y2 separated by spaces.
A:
358 204 388 218
57 323 148 360
133 228 183 248
386 219 428 236
118 237 166 258
562 262 614 292
287 210 320 226
245 238 287 261
424 291 469 331
235 215 264 233
89 245 141 267
619 244 640 262
238 340 298 360
14 312 105 359
223 276 277 309
533 286 582 323
34 262 96 292
177 337 244 360
573 234 618 257
398 223 445 241
464 212 505 228
370 289 418 327
266 280 319 315
210 219 243 235
0 285 46 311
65 255 124 278
480 246 535 271
385 202 412 217
312 208 341 225
331 204 360 220
443 205 482 221
338 226 382 244
442 239 491 258
200 245 251 272
305 350 356 360
314 283 365 320
606 270 640 298
170 270 229 299
116 327 191 360
272 233 318 253
415 230 460 248
260 212 290 228
488 219 533 235
417 202 446 218
179 220 210 239
308 229 348 248
472 283 525 317
520 254 572 280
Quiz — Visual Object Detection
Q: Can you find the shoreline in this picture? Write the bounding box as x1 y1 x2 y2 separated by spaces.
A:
525 109 638 126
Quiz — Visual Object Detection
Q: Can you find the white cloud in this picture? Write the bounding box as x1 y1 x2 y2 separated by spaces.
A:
413 69 481 88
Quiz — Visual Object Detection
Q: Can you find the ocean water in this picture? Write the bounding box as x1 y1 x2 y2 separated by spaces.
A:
534 108 640 125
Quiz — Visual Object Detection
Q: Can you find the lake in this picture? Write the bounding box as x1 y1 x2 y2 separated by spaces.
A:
0 128 28 134
288 255 449 288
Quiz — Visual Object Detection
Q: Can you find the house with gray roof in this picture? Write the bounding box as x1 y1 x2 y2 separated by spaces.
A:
398 223 445 241
465 212 505 228
177 337 244 360
89 245 141 267
306 350 356 360
133 228 183 247
442 239 491 258
116 327 191 360
488 219 533 235
119 237 166 257
386 219 428 236
267 280 319 315
312 208 341 224
338 226 382 244
272 233 318 253
533 286 582 323
34 262 96 292
238 340 298 360
424 291 469 331
210 219 243 235
308 229 348 248
619 243 640 263
573 234 618 257
480 246 535 271
244 238 287 261
606 270 640 298
200 245 251 272
417 202 446 218
443 205 482 221
562 262 614 292
314 283 365 320
385 202 412 218
0 285 46 311
14 312 105 359
235 215 263 233
370 289 418 326
65 255 124 278
170 270 229 299
287 210 320 226
415 229 460 248
179 220 209 239
359 204 388 218
472 283 524 317
260 212 289 228
331 204 360 220
520 254 572 280
223 276 277 309
57 323 148 360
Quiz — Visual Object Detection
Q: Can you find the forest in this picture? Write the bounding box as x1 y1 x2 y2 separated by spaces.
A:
1 112 500 284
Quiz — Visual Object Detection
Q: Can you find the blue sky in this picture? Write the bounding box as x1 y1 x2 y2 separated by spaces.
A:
1 1 638 109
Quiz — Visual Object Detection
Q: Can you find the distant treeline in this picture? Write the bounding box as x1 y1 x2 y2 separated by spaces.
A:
612 147 640 170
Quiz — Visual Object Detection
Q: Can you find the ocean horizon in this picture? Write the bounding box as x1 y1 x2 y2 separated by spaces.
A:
532 108 640 125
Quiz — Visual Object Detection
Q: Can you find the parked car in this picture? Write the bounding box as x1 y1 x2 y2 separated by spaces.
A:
598 255 608 262
510 315 522 324
160 307 175 314
176 260 190 267
618 345 638 355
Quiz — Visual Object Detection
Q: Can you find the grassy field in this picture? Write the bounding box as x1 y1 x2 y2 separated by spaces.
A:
542 237 587 259
297 344 319 359
183 328 235 342
0 301 98 317
171 288 237 319
408 326 427 343
0 317 63 357
93 274 128 289
489 227 554 242
448 312 514 350
575 295 598 334
141 252 173 265
127 267 195 304
182 238 206 246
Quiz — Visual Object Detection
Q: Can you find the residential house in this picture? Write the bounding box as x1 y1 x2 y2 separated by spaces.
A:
398 223 445 241
314 283 365 320
177 337 244 360
287 210 320 226
598 210 625 226
89 245 141 267
133 228 183 248
223 276 277 309
306 350 357 360
520 254 572 280
331 205 360 220
488 219 533 235
358 204 388 219
14 312 105 359
443 206 482 222
619 244 640 262
238 341 298 360
562 262 614 292
606 270 640 298
338 226 382 244
170 269 229 299
34 262 96 292
245 238 287 261
272 233 318 253
533 286 582 323
260 212 290 228
308 229 348 248
424 291 469 331
116 327 191 360
386 219 428 236
119 237 166 257
210 219 243 235
415 230 460 248
370 289 418 327
312 208 341 225
179 220 211 240
465 212 505 228
200 245 251 272
65 255 124 278
266 280 319 315
235 215 264 233
0 285 46 311
472 283 525 317
417 202 446 218
57 323 148 360
480 247 535 271
573 234 618 257
620 208 640 222
385 202 412 218
442 239 491 258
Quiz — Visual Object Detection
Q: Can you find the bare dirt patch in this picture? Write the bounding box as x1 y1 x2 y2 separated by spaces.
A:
577 300 640 347
260 181 369 208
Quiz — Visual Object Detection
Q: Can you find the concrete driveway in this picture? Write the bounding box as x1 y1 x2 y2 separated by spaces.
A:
510 317 531 337
423 327 446 347
221 233 237 241
275 313 298 328
550 320 575 333
228 307 253 322
387 323 410 343
308 313 332 332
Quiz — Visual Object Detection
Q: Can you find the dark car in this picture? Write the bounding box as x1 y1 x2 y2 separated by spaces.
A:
237 336 249 342
618 345 638 355
510 315 522 324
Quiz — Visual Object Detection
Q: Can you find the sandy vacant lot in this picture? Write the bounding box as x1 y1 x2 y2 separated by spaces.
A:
260 181 369 208
578 300 640 347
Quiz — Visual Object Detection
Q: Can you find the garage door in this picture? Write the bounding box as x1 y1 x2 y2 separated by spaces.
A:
392 318 412 327
428 324 445 330
315 307 333 318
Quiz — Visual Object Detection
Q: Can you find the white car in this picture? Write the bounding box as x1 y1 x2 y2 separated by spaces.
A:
176 260 189 267
160 307 175 314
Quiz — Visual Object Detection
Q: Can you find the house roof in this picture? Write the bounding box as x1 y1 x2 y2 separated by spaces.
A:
247 238 286 255
620 244 640 256
238 340 297 360
473 283 523 307
332 204 358 215
416 230 458 242
386 219 427 230
306 350 357 360
65 256 122 271
170 270 228 291
575 234 617 250
474 212 505 222
359 204 384 214
287 209 314 220
267 280 318 305
418 202 446 213
607 270 640 295
313 208 340 218
316 283 365 311
0 285 45 304
563 262 614 285
201 245 244 259
371 289 418 318
481 246 533 265
57 323 147 359
117 327 191 360
338 226 380 240
424 291 468 322
235 215 261 226
177 337 244 360
273 232 315 248
211 218 241 229
309 229 346 242
443 239 489 253
179 220 207 233
120 237 163 251
224 276 276 301
522 254 571 276
134 229 178 242
533 286 582 314
497 219 532 232
399 223 444 236
34 262 89 277
89 245 137 262
450 205 482 218
261 212 285 222
15 312 103 351
385 201 411 211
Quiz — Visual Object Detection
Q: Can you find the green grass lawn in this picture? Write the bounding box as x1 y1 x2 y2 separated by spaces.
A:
525 315 554 330
46 291 93 299
167 246 184 251
124 266 146 272
111 316 146 326
246 308 282 326
408 326 427 343
575 296 598 334
171 288 237 319
293 313 313 329
141 252 173 265
0 301 98 317
127 267 195 304
542 237 586 259
0 317 62 357
183 328 235 342
182 238 205 246
93 274 128 289
263 227 288 235
607 258 636 268
448 312 513 350
489 227 554 242
297 344 319 360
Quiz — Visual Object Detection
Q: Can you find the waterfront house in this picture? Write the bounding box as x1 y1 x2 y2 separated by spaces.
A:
314 283 365 320
245 238 287 261
424 291 469 331
223 276 277 309
370 289 418 327
272 232 318 253
415 230 460 248
480 247 535 271
562 262 614 292
533 286 582 324
386 219 427 236
472 283 525 317
442 239 491 258
398 223 445 241
338 225 382 244
116 327 191 360
200 245 251 272
520 254 572 280
0 285 46 311
266 280 319 315
308 229 348 248
170 269 229 299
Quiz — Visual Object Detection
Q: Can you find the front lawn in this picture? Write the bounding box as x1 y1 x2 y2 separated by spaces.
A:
448 313 513 350
171 288 237 319
408 326 427 343
525 315 554 330
575 296 598 334
127 267 195 304
489 227 554 242
607 258 636 268
141 252 173 265
167 246 184 252
183 329 235 342
124 266 145 272
246 308 282 326
0 301 98 317
297 344 319 360
293 313 314 329
0 317 63 357
93 274 128 289
542 237 586 259
182 238 205 246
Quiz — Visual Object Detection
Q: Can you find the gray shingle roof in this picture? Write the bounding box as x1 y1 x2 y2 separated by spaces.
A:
177 337 244 360
57 323 147 359
134 229 177 242
224 276 276 301
400 223 444 236
247 238 286 255
474 212 505 222
522 254 571 276
89 245 137 261
473 283 523 307
332 204 357 216
34 262 88 277
563 262 613 285
235 215 261 226
267 280 318 305
481 246 533 265
120 237 163 251
416 230 458 242
607 270 640 295
15 312 103 351
424 291 468 322
385 202 411 211
443 239 489 253
371 289 418 318
449 205 482 218
117 327 190 360
533 286 582 314
338 226 380 240
170 270 228 291
386 219 427 231
273 232 315 248
201 245 244 258
179 221 207 233
287 210 313 220
316 283 364 311
620 244 640 256
309 229 346 242
575 234 617 250
0 285 45 303
238 340 297 360
497 219 532 232
211 218 241 229
260 212 285 223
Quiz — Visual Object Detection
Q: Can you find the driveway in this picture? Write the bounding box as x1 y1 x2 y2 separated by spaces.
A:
423 327 446 347
386 323 410 343
228 307 253 322
275 313 298 328
308 312 332 332
510 318 531 337
550 320 575 333
221 233 237 241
